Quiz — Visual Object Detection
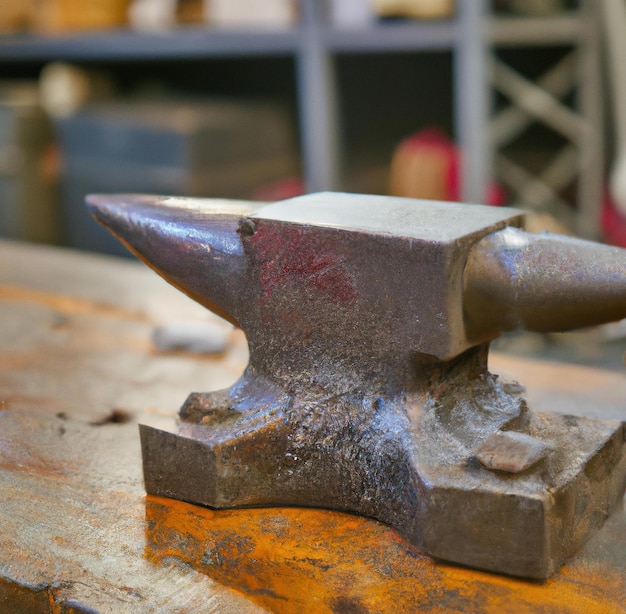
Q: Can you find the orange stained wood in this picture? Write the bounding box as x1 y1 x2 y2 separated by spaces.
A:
146 495 626 614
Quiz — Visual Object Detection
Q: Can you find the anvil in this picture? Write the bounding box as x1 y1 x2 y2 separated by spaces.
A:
87 192 626 579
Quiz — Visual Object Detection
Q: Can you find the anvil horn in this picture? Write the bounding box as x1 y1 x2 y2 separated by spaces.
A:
86 194 257 327
464 226 626 337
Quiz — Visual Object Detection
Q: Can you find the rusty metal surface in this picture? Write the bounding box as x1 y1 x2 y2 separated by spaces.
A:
0 238 626 611
87 192 626 579
144 496 626 614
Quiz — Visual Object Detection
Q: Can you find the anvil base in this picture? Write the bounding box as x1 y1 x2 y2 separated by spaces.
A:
140 383 626 579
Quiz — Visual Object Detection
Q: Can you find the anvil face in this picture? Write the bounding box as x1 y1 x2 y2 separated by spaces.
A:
87 192 626 580
240 193 522 390
251 192 518 240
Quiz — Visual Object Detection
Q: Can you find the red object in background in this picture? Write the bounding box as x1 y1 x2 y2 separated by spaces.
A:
602 191 626 247
253 128 507 208
389 127 505 206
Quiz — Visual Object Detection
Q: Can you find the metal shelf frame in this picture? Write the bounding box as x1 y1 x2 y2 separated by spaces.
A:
0 27 301 61
0 0 602 230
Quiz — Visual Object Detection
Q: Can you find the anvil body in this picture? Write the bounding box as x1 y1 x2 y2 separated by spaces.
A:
88 192 626 579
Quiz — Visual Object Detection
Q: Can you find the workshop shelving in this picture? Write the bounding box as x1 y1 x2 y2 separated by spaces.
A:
0 0 603 236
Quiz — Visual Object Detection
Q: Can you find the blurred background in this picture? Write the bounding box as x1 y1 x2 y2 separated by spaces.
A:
2 0 626 365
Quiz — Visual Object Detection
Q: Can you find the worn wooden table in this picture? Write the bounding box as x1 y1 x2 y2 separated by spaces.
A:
1 239 625 613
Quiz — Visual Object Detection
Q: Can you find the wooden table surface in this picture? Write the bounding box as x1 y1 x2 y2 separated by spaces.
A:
1 239 625 613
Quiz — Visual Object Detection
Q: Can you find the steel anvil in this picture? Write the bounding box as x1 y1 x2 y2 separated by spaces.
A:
87 192 626 579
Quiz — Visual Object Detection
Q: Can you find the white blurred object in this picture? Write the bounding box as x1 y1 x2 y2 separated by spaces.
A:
39 62 114 118
329 0 374 27
205 0 297 27
39 63 92 118
152 320 231 354
602 0 626 215
128 0 177 30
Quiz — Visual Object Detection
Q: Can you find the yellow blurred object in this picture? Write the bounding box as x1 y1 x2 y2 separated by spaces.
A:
389 140 449 200
32 0 131 33
388 128 455 201
0 0 35 33
176 0 204 24
373 0 454 19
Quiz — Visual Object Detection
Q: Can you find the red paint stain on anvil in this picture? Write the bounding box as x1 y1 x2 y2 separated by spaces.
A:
249 224 357 307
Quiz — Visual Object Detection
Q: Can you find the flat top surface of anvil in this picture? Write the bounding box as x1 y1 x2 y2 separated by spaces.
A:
253 192 523 240
1 239 625 613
